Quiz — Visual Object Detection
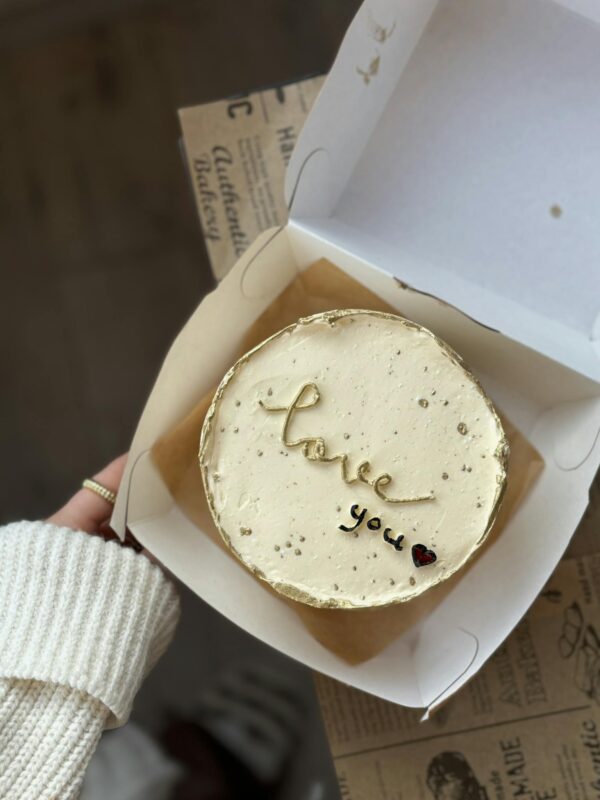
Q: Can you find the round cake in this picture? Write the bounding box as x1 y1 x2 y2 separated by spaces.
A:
200 310 508 608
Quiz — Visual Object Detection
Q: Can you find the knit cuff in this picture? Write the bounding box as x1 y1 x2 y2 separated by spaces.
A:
0 679 107 800
0 522 180 726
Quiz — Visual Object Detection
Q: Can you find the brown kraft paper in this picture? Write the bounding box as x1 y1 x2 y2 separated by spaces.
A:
151 258 544 665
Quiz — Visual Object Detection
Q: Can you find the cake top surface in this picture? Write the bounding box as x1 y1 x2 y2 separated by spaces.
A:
200 310 507 608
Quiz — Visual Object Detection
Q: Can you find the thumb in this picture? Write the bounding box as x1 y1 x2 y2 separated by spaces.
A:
47 454 128 535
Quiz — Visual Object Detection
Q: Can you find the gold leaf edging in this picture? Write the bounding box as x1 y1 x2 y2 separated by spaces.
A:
199 309 509 610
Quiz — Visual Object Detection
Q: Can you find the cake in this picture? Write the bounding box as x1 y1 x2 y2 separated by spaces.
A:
199 310 508 608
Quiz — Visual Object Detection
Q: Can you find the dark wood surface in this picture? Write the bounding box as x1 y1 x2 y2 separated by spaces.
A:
0 2 360 797
0 0 359 522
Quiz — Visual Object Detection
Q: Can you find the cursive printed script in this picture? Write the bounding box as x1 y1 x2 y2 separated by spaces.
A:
259 382 434 505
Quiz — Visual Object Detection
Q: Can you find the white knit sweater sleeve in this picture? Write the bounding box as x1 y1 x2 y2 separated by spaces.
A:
0 521 180 800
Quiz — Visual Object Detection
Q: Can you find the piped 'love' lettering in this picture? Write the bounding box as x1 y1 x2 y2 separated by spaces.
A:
260 382 434 505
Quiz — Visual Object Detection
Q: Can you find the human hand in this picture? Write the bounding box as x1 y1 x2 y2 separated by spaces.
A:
47 454 135 544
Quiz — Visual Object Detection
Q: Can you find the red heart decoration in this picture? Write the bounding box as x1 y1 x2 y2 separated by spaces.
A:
412 543 437 568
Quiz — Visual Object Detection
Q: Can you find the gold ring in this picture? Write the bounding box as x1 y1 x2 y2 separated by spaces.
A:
82 479 117 506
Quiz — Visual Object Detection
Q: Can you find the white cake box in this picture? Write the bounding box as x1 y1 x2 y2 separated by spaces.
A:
113 0 600 714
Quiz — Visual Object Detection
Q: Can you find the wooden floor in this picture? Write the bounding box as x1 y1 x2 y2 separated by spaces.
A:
0 2 360 796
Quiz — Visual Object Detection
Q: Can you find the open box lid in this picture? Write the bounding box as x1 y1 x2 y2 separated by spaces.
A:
285 0 600 380
111 0 600 716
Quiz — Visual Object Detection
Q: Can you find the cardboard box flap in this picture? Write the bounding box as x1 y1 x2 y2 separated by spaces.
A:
111 228 298 537
284 0 438 219
286 0 600 375
113 227 600 710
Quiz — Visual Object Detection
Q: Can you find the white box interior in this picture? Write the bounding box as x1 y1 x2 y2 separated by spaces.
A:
114 225 600 713
287 0 600 378
114 0 600 714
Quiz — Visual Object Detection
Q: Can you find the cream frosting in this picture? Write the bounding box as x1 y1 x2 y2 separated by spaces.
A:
200 310 508 608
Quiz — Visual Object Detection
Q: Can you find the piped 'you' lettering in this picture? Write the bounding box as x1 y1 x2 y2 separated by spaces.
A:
339 503 437 566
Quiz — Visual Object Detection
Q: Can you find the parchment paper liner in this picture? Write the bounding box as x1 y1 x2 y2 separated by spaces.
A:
152 259 543 665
